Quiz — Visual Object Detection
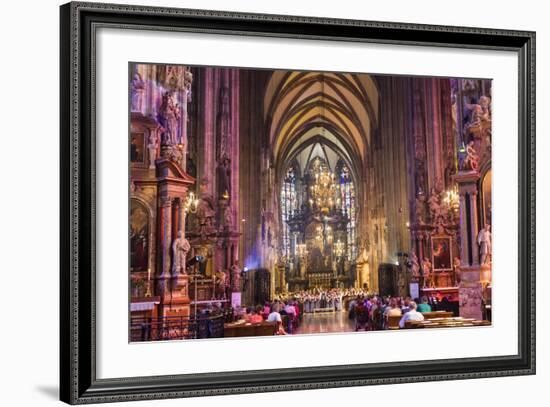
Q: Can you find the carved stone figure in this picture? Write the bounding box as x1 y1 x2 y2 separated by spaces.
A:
196 179 216 230
427 188 441 223
147 133 158 169
408 251 420 279
214 268 227 298
159 91 180 145
415 194 426 224
355 243 370 286
453 256 462 285
223 205 233 230
230 261 241 291
477 224 492 264
465 96 492 140
217 156 231 201
414 158 426 195
479 96 492 121
461 140 479 171
171 231 190 275
461 79 478 94
131 72 145 112
217 87 231 160
422 257 433 288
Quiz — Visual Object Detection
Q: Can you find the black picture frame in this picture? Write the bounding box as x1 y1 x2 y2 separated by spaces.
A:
60 1 536 404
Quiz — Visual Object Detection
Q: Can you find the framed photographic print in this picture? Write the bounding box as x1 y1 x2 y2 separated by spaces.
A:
60 1 535 404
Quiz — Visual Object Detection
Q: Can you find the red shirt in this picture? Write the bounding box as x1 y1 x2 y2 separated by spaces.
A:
249 314 263 323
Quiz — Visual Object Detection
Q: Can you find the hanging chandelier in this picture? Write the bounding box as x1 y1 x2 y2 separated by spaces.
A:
443 185 460 213
308 158 338 215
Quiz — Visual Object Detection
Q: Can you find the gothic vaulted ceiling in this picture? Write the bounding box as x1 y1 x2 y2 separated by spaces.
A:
264 71 379 177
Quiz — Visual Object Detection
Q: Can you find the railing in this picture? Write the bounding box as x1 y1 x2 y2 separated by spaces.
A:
131 314 225 342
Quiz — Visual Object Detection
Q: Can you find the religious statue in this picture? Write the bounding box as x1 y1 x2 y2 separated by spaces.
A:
214 268 227 299
422 257 433 288
171 231 190 275
230 260 241 292
159 91 180 146
461 140 479 171
147 132 158 169
217 87 231 160
408 251 420 280
223 205 233 230
267 226 273 248
195 178 216 231
453 256 462 285
479 96 492 121
131 72 145 112
427 188 441 223
465 96 492 140
461 79 478 94
477 223 492 264
415 194 426 224
217 156 231 201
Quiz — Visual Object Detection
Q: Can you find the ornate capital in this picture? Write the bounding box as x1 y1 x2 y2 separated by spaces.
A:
160 195 173 208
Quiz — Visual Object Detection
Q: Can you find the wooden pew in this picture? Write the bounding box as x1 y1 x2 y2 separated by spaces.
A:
224 321 278 337
421 311 454 319
386 315 402 330
405 317 491 329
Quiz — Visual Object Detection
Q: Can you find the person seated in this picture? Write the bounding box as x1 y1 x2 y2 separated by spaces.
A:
401 297 412 313
384 298 402 318
242 307 254 322
262 302 271 319
399 301 425 328
417 296 432 313
267 304 287 335
354 295 369 331
248 307 264 324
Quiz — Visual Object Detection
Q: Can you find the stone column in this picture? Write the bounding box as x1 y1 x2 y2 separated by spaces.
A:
459 193 469 265
159 195 173 278
156 195 173 317
470 190 480 265
170 194 192 318
178 196 186 236
454 171 483 319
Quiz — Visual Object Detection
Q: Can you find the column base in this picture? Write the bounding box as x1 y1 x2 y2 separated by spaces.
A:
168 274 191 317
458 266 483 320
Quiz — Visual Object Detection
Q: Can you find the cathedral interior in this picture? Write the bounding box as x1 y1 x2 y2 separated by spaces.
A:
129 63 493 341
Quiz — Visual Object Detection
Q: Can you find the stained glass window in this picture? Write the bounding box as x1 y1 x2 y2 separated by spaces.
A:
281 166 297 258
340 164 357 260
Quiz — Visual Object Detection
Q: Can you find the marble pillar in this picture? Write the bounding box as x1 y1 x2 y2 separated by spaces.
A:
455 171 483 319
160 196 173 278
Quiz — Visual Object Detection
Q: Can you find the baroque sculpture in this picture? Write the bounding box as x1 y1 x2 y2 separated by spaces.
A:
230 260 241 292
477 223 492 265
461 140 479 171
159 91 181 146
172 231 190 275
422 257 433 288
131 72 145 112
147 133 158 169
427 187 442 223
408 251 420 280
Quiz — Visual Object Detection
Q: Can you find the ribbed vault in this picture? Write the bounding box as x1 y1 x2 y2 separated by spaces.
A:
264 71 379 178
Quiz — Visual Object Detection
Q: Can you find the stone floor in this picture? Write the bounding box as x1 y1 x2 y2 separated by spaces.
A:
292 311 356 335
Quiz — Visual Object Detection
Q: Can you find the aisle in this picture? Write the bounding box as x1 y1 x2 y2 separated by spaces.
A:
293 311 355 335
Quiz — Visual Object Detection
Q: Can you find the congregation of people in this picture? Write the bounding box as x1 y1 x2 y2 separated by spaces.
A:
227 288 455 335
348 295 436 330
